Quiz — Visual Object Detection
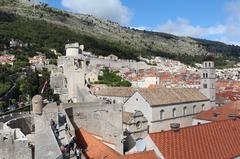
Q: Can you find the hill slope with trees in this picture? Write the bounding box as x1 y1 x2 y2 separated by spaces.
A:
0 0 240 67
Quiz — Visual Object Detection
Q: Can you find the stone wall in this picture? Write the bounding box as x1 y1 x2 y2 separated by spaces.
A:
6 116 34 135
0 129 32 159
64 102 123 153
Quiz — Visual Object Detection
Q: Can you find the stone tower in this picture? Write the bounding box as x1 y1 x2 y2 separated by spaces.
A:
32 95 43 115
200 60 216 105
65 43 80 57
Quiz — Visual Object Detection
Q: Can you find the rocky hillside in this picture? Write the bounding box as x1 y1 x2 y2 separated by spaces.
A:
0 0 240 65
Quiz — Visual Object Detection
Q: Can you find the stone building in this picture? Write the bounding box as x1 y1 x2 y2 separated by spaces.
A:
200 60 216 105
51 42 97 103
124 87 212 132
106 54 118 61
94 87 136 104
123 111 149 153
63 102 124 153
131 73 160 88
123 60 216 132
85 67 99 84
0 129 32 159
123 111 148 140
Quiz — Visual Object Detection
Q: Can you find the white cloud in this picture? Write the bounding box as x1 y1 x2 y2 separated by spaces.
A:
225 0 240 21
156 17 226 38
61 0 131 25
154 0 240 45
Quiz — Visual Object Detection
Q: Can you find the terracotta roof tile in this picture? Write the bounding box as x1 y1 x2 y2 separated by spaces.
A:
95 87 136 97
194 101 240 121
123 150 158 159
150 119 240 159
76 128 158 159
138 88 209 106
76 128 122 159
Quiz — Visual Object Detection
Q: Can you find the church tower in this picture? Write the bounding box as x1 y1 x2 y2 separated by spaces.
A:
200 59 216 105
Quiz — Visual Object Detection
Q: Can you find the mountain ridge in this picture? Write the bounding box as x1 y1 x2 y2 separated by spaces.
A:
0 0 240 66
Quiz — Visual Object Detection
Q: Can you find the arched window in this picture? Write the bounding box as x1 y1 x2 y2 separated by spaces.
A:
160 109 164 120
193 105 196 113
183 106 187 116
172 108 176 118
205 63 207 68
203 73 205 78
113 100 116 104
202 104 205 111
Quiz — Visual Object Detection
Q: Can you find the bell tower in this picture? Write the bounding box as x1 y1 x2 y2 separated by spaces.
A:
200 60 216 105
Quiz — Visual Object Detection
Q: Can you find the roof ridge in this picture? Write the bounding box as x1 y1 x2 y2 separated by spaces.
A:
149 119 240 135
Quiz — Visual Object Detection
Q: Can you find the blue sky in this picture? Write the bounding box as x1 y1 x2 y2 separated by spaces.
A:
41 0 240 45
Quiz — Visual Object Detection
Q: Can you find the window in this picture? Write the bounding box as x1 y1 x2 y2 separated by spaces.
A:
136 121 142 129
209 62 211 67
202 104 205 111
172 108 176 118
136 98 138 101
193 105 196 113
203 84 207 88
113 100 116 104
183 106 187 116
160 109 164 120
203 73 208 78
205 73 208 78
205 63 207 68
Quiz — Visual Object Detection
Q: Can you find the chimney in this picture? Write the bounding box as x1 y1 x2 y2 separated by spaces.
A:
228 114 238 120
170 123 180 132
213 112 220 118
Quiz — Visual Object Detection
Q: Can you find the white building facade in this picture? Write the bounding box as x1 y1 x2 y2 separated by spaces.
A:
124 89 211 132
94 87 136 104
131 75 160 88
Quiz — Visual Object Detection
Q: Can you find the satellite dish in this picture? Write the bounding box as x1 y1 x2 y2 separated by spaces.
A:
135 139 146 152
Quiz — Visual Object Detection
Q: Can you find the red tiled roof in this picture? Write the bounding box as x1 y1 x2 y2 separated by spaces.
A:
76 128 157 159
123 150 158 159
217 92 240 101
150 119 240 159
194 101 240 121
148 84 157 89
76 128 122 159
143 73 159 78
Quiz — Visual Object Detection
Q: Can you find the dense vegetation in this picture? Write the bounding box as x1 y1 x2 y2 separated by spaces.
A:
0 11 138 59
0 82 11 96
0 7 239 67
95 69 131 87
0 62 55 111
